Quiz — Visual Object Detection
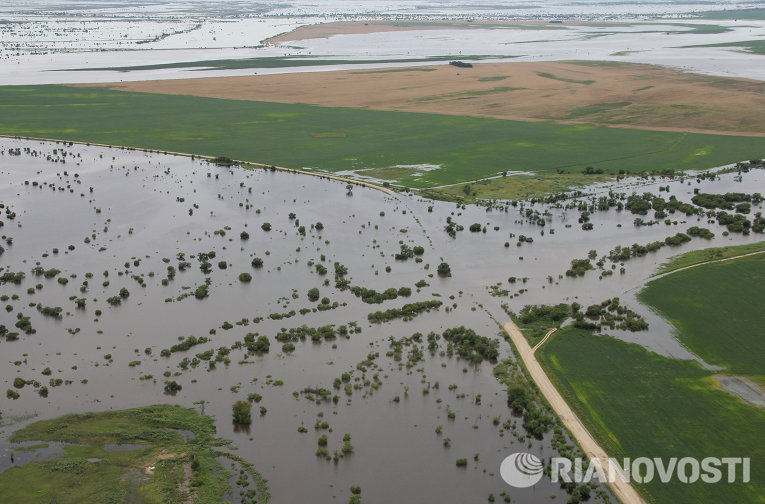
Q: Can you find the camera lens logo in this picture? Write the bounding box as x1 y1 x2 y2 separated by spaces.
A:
500 452 544 488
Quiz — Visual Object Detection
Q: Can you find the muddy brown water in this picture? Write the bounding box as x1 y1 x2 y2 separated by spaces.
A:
0 138 762 502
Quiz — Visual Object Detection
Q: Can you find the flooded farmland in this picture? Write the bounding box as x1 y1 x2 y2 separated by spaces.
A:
0 137 763 502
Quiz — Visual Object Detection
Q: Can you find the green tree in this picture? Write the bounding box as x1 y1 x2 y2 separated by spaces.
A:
232 400 252 424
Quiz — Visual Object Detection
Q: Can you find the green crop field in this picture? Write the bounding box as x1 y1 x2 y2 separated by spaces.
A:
640 253 765 374
539 328 765 504
656 240 765 274
1 85 764 193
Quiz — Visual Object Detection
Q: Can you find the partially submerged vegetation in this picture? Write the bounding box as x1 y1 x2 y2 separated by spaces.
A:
0 405 270 504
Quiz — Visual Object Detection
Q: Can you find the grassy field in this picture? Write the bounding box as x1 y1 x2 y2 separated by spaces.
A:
640 253 765 375
539 328 765 504
0 405 268 504
1 85 765 195
656 240 765 274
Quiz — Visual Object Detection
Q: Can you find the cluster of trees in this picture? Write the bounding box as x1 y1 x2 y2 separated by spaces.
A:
517 304 571 326
443 217 464 238
394 243 424 260
367 300 443 323
334 262 349 289
244 333 270 353
349 285 411 304
565 258 593 277
232 400 252 424
607 241 663 263
664 232 691 246
31 267 60 278
691 191 758 210
575 298 648 332
160 335 210 356
716 211 765 233
441 326 499 363
275 324 337 343
0 271 24 284
37 305 62 318
506 383 555 439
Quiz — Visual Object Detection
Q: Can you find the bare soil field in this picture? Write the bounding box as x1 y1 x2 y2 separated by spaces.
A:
265 20 566 44
94 61 765 136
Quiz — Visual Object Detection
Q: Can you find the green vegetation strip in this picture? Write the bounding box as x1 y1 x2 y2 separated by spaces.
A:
539 328 765 504
67 55 506 72
656 240 765 274
1 85 765 192
680 39 765 55
0 405 269 504
641 253 765 374
536 72 595 85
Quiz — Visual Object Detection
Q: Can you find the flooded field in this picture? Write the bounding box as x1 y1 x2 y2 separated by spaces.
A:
3 0 765 84
0 137 763 502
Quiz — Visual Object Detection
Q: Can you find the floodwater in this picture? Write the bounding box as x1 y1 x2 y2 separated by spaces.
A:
0 137 763 502
3 0 765 84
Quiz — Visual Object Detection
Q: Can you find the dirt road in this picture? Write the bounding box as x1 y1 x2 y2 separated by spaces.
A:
502 321 645 504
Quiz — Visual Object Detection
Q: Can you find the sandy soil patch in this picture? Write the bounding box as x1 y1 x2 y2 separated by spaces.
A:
265 20 569 44
89 61 765 136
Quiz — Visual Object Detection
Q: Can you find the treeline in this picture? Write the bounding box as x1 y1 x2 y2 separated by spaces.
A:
160 335 210 356
349 285 411 304
367 300 442 323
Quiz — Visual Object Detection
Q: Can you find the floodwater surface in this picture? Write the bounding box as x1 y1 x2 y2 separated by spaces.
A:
0 138 763 502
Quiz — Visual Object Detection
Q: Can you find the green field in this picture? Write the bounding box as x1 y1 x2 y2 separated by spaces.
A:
1 85 765 194
656 240 765 274
640 253 765 374
539 328 765 504
0 405 268 504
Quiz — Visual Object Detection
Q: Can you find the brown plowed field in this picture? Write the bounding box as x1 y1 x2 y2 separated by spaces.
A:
89 60 765 136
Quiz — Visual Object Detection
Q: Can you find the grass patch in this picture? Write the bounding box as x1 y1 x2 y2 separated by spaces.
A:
656 240 765 274
559 101 632 120
310 131 346 138
415 86 524 101
680 39 765 55
537 71 595 85
539 328 765 504
640 253 765 374
1 85 765 195
564 60 626 67
350 67 437 74
477 75 510 82
1 404 269 504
